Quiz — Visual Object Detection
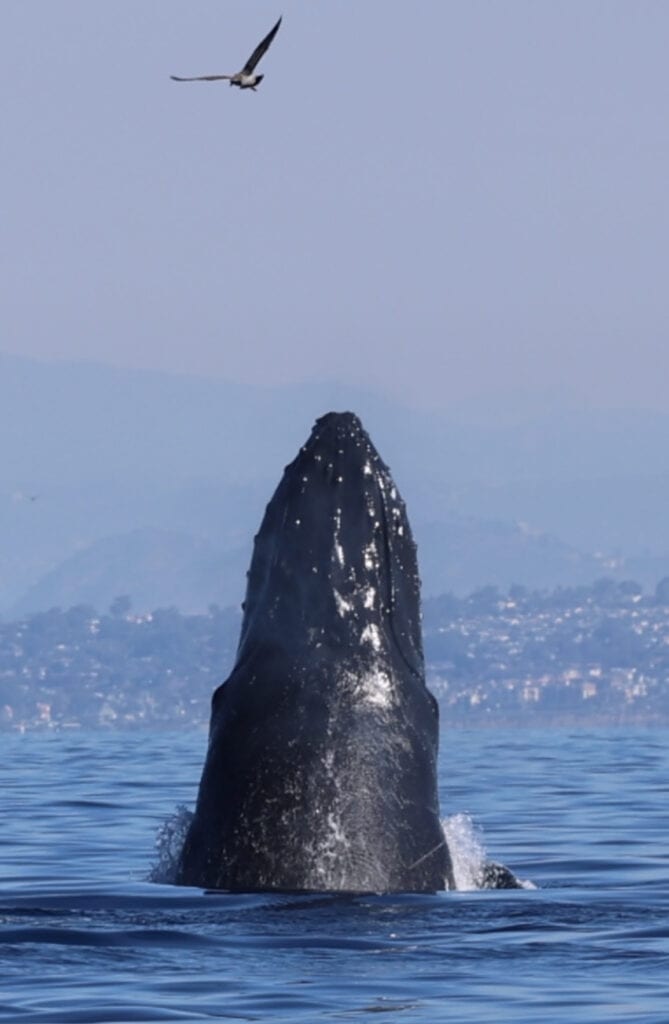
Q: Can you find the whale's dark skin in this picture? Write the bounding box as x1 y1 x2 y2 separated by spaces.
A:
176 411 456 892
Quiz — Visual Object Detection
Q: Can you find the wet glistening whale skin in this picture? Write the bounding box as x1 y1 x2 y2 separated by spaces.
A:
177 412 515 892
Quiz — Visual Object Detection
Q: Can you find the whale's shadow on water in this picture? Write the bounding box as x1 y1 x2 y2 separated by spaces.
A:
158 412 527 895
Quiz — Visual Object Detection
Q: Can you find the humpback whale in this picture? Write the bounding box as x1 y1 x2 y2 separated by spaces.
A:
177 412 513 893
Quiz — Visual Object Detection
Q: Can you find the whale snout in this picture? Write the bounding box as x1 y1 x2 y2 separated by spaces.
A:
300 411 372 475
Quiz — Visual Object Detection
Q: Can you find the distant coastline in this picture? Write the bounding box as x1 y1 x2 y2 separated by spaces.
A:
2 579 669 731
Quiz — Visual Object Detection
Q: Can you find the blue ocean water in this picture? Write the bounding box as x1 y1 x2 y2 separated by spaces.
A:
1 727 667 1023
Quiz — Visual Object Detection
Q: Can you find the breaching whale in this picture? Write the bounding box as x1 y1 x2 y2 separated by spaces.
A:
177 412 512 892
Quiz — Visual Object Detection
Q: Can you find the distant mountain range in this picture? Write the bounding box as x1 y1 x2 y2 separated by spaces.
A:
10 515 669 620
3 351 669 615
11 528 249 617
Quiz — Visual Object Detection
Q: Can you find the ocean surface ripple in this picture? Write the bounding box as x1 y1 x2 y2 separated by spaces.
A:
1 728 668 1023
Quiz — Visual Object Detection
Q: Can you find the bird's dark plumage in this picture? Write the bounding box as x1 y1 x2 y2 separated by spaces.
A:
170 16 282 90
241 16 282 75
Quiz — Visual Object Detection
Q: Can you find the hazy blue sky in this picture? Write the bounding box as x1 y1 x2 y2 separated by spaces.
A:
2 1 668 412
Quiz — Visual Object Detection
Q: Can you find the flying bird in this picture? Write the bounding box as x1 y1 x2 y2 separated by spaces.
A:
171 16 282 91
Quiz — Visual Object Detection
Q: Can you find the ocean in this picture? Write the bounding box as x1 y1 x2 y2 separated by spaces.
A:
1 727 667 1023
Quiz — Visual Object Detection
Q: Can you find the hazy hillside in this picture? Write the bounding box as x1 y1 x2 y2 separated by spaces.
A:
11 529 250 617
416 517 605 596
9 517 659 618
5 351 669 488
3 352 669 614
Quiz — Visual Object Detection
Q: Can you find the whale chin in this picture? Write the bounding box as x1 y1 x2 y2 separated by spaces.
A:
176 411 454 893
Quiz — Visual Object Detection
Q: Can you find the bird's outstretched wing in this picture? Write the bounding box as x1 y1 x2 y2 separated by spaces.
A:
241 16 282 75
171 74 233 82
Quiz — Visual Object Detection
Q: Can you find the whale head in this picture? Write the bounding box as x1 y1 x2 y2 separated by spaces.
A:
237 411 424 684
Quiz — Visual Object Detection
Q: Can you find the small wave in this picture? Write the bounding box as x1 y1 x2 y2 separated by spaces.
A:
148 805 193 884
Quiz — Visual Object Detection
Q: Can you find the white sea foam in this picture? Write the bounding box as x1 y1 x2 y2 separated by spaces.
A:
443 813 535 891
442 812 488 891
149 805 193 884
